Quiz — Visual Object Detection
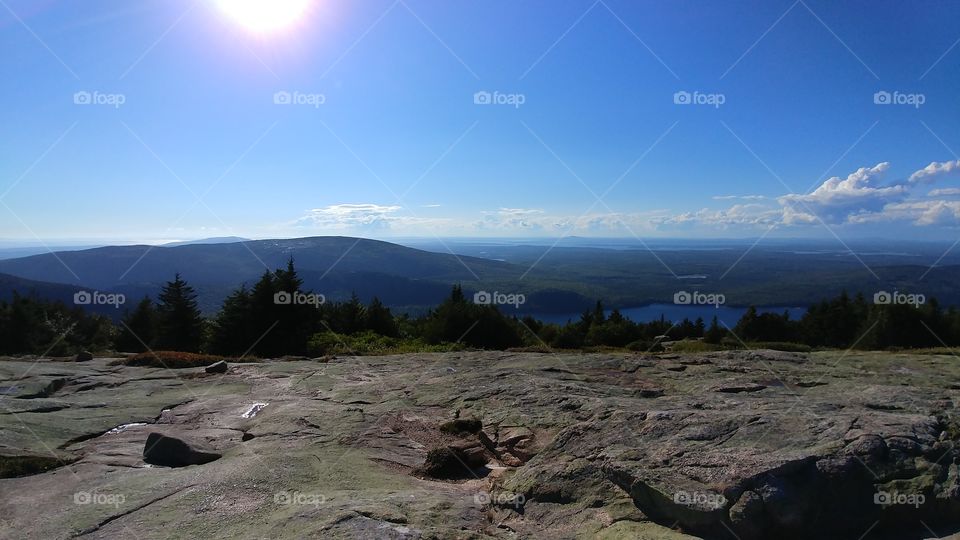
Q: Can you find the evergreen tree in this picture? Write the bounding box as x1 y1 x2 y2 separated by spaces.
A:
248 270 280 355
336 292 366 335
271 259 315 356
208 287 252 355
155 273 204 352
116 297 156 352
704 316 725 344
422 285 522 349
365 296 399 337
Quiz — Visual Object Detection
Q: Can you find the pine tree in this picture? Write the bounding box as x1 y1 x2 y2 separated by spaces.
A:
116 297 157 352
365 296 398 337
248 270 279 355
155 273 204 352
271 258 315 356
704 316 725 344
274 257 303 293
208 287 251 355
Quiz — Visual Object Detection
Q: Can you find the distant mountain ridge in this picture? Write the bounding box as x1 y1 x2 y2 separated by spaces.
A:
0 237 562 315
161 236 250 247
1 236 957 318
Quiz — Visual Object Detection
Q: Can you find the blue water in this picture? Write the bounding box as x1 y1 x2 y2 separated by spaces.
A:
525 304 806 327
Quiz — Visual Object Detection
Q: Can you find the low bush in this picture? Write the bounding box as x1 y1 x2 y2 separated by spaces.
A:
307 331 464 357
626 340 664 353
747 342 812 353
0 455 75 479
111 351 256 369
439 418 483 435
669 340 724 353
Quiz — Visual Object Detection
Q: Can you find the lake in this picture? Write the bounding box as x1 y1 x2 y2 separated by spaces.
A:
524 303 807 327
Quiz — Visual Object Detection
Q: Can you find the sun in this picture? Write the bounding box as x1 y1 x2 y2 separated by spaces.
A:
217 0 310 33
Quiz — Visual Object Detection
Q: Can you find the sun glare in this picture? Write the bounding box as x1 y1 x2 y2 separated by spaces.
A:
217 0 310 33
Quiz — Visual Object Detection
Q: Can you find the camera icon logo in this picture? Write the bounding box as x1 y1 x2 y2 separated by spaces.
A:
273 91 292 105
73 291 92 305
874 491 891 505
673 91 691 105
873 291 892 305
273 291 292 305
74 91 92 105
473 291 492 305
74 491 92 505
673 291 692 305
474 91 492 105
873 91 891 105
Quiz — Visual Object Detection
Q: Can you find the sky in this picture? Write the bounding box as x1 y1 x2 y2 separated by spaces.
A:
1 0 960 243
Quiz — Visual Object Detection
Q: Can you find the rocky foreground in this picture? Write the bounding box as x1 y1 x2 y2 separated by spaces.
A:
1 350 959 539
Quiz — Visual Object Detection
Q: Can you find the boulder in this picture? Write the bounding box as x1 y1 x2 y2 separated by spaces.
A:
418 442 489 479
143 432 221 467
729 490 765 539
205 360 228 374
439 418 482 435
75 351 93 362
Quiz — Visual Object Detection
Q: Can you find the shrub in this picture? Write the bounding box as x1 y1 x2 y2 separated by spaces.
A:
669 340 724 353
307 330 463 356
112 351 255 369
626 340 664 353
747 342 812 353
0 455 75 479
439 418 483 435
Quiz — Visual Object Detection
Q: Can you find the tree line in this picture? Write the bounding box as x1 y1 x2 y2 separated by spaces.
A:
2 260 959 356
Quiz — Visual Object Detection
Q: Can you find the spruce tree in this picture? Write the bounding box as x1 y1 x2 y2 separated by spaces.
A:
208 287 252 355
704 315 725 344
365 296 399 337
155 273 203 352
116 296 157 352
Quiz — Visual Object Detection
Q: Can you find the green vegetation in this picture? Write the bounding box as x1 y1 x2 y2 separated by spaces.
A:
0 292 113 356
0 454 75 479
2 260 959 357
439 418 483 435
114 351 247 369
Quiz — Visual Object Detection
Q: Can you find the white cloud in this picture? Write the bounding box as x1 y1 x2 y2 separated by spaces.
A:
849 200 960 226
474 208 672 234
284 160 960 237
476 208 548 230
777 163 907 224
656 204 781 229
712 195 767 201
909 160 960 184
291 204 444 231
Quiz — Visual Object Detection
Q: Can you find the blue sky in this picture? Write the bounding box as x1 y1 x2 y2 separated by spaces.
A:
1 0 960 242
